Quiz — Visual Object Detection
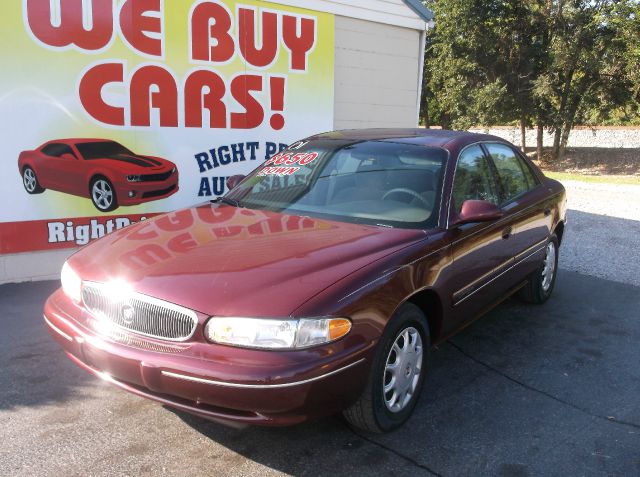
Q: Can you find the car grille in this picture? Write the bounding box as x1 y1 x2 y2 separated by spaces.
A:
142 184 176 199
81 282 197 342
140 170 173 182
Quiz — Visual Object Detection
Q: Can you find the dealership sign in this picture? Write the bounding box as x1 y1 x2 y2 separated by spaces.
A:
0 0 334 253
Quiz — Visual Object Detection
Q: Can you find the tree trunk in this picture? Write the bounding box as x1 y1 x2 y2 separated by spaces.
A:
558 121 572 160
520 117 527 154
536 124 544 161
552 128 562 159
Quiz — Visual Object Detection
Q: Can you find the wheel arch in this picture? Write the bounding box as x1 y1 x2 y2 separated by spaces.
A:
554 220 565 247
404 287 444 344
88 173 113 192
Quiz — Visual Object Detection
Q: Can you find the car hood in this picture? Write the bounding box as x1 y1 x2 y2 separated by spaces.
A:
69 204 428 317
95 154 173 171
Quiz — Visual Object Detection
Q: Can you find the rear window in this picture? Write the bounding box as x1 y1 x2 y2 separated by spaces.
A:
485 143 537 203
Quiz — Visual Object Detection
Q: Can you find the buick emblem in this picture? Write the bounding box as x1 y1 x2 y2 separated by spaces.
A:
121 304 136 325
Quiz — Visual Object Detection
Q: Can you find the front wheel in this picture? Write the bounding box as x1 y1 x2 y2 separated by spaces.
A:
90 177 118 212
22 166 45 194
518 234 559 304
343 303 430 433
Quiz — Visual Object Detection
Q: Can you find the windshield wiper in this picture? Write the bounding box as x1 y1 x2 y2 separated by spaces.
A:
212 196 242 208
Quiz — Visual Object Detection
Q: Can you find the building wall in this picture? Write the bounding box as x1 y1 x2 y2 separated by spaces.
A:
0 249 73 284
333 15 423 129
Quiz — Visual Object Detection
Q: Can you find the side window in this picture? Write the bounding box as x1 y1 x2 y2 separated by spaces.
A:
485 143 536 203
452 145 500 214
41 143 75 158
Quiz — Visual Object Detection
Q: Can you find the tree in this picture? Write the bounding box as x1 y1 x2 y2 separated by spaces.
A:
421 0 640 161
533 1 636 159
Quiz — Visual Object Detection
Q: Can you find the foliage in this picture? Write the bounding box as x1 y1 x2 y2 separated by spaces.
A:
422 0 640 159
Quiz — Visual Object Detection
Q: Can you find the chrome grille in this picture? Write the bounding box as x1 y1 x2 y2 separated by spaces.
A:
82 282 197 342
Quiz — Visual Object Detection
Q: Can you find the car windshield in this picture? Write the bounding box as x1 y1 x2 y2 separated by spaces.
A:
76 141 134 159
225 139 447 229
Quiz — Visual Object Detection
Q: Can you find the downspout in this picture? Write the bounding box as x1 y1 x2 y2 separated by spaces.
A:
415 20 433 126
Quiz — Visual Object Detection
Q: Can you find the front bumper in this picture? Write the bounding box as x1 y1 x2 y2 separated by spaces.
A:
43 289 372 426
114 173 179 206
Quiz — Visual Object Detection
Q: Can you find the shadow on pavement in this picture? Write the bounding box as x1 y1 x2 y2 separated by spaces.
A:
2 270 639 476
0 281 93 411
173 270 640 476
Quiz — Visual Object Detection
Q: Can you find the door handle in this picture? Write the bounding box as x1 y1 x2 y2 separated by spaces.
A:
502 226 512 240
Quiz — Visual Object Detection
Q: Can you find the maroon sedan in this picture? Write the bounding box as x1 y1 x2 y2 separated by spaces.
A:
44 129 566 433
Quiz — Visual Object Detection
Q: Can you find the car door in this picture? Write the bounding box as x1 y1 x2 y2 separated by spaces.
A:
40 144 84 194
444 144 518 334
483 142 552 282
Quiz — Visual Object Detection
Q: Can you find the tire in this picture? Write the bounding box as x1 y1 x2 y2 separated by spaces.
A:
90 177 118 212
517 234 559 304
343 302 430 433
22 166 45 194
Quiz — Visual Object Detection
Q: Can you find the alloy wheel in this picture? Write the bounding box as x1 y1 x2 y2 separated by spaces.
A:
92 179 114 211
23 168 36 192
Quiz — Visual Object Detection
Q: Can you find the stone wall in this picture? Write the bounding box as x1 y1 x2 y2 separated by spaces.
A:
467 126 640 148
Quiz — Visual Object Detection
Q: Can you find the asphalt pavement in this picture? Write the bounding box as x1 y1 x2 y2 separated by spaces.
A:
1 267 639 477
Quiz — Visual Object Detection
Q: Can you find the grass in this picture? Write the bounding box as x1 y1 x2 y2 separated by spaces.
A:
542 170 640 186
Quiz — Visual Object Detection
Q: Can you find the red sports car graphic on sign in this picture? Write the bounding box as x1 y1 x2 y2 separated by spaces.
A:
18 139 179 212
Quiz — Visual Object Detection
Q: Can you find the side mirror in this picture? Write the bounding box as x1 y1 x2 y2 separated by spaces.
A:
452 200 503 226
61 153 76 160
226 174 246 191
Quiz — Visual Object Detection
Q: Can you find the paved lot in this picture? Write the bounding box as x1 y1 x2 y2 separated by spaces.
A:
2 180 640 476
2 271 639 476
560 181 640 287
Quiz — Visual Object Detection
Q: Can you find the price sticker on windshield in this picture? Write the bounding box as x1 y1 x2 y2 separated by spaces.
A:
259 152 319 176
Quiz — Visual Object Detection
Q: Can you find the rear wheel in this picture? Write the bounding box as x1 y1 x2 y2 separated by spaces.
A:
22 166 45 194
518 234 559 304
343 303 430 433
90 177 118 212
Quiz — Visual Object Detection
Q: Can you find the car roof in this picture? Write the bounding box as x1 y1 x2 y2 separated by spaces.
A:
50 138 117 144
308 128 510 150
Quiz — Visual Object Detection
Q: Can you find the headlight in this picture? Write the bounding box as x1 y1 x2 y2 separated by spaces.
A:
127 175 141 182
204 317 352 350
61 261 82 303
171 167 176 174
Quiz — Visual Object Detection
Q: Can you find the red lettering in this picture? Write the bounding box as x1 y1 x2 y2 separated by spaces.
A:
25 0 114 51
79 62 125 126
184 70 227 128
130 65 178 127
120 244 170 269
119 0 163 57
238 8 278 68
272 153 291 165
126 222 158 240
156 210 194 232
230 75 264 129
167 232 198 253
190 1 235 63
285 153 305 165
264 153 282 166
297 152 319 165
212 226 243 238
282 15 316 71
196 205 236 224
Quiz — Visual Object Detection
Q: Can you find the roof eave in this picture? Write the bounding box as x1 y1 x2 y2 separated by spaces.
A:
403 0 434 22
